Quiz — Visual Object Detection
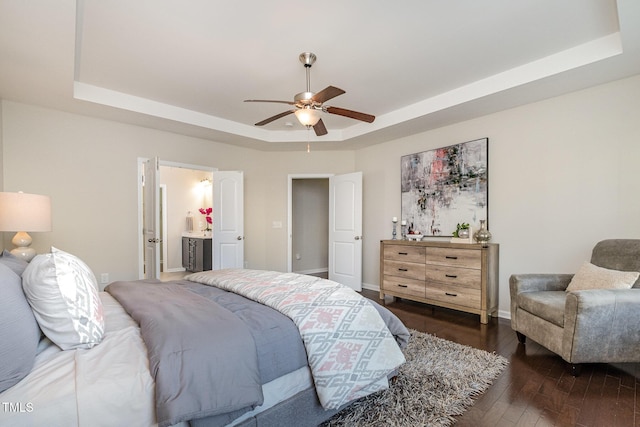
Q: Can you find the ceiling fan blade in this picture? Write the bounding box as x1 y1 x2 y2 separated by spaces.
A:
311 86 345 104
326 106 375 123
254 110 295 126
313 119 328 136
244 99 295 105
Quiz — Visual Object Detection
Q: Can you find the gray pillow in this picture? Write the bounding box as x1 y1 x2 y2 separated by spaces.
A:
0 250 28 276
0 263 41 393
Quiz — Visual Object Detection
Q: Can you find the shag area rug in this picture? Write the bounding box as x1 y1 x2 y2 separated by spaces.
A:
322 329 508 427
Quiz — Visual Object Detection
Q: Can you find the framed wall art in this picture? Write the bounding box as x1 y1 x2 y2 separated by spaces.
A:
401 138 488 237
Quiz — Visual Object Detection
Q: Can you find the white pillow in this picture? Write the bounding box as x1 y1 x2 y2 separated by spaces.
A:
566 261 640 292
22 247 104 350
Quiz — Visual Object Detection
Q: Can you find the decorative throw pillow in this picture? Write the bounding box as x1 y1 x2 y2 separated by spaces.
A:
0 249 29 276
0 263 41 393
22 247 105 350
566 261 640 292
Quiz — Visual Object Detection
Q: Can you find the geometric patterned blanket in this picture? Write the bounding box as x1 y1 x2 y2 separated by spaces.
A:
186 269 406 409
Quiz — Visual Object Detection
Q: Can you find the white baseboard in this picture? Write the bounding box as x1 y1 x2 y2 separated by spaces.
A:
361 282 379 292
497 309 511 320
293 268 328 275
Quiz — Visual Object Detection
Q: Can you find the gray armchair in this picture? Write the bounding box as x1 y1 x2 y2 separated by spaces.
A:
510 239 640 375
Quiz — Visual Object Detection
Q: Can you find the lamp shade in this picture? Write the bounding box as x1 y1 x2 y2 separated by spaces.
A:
295 108 321 127
0 192 52 232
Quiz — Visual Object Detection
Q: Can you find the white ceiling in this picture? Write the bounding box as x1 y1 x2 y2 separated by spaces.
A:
1 0 639 151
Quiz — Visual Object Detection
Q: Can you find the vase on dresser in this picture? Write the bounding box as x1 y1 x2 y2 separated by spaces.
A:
473 220 492 247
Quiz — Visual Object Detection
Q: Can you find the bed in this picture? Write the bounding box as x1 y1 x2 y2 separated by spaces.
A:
0 248 409 427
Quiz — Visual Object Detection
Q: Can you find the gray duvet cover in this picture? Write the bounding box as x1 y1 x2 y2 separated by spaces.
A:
106 278 408 427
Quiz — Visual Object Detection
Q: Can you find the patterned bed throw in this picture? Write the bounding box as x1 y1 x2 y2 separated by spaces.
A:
187 269 406 410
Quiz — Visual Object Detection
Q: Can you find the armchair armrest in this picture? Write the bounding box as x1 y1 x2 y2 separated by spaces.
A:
563 289 640 363
509 274 574 294
509 274 573 330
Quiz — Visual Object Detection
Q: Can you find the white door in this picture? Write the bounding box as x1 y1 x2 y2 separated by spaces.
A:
143 157 161 279
213 171 244 269
329 172 363 291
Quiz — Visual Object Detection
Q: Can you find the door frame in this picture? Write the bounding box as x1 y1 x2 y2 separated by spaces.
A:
287 173 333 274
137 158 216 279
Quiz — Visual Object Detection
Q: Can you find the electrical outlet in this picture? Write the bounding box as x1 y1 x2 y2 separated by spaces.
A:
100 273 109 284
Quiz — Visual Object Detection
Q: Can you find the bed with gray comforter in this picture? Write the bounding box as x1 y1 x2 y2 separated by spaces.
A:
106 270 409 427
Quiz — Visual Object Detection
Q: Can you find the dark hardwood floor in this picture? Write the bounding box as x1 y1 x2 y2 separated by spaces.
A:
360 290 639 427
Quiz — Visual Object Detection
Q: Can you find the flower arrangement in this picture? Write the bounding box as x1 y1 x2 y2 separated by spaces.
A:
199 207 212 231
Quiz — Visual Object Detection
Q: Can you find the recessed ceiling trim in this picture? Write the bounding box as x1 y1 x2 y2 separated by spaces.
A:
374 33 623 128
73 31 622 145
73 81 258 137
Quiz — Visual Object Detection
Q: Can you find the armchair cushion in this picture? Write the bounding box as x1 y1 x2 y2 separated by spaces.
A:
566 261 639 292
517 291 566 327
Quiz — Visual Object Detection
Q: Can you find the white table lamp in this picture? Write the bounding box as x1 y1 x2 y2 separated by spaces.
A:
0 192 52 262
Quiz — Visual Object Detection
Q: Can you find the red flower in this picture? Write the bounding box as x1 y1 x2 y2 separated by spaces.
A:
199 207 213 228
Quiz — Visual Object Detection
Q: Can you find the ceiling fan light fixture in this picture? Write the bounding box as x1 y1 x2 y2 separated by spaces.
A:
294 107 321 126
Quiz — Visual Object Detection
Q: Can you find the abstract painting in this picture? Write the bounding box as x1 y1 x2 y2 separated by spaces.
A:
401 138 488 237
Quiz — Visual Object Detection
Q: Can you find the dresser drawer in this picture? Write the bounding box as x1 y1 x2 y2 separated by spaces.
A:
425 247 481 269
383 276 426 299
424 264 481 289
425 283 481 309
383 260 425 280
383 245 426 263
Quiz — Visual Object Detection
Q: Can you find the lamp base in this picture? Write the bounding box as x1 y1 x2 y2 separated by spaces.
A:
11 231 37 262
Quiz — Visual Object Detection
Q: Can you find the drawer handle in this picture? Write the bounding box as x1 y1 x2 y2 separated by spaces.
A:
445 256 458 259
398 268 408 272
398 252 408 255
397 284 408 288
445 274 458 278
445 292 458 297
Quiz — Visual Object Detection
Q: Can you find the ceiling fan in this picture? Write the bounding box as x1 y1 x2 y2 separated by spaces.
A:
244 52 375 136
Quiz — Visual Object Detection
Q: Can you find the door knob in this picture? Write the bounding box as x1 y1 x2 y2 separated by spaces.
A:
354 236 362 240
237 236 244 240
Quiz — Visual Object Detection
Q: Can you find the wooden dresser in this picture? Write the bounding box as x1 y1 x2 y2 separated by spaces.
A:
380 240 499 323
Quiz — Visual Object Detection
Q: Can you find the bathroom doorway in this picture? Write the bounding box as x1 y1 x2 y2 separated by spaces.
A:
157 164 213 281
139 158 214 280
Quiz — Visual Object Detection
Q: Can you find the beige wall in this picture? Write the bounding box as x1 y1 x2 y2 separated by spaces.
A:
357 74 640 316
2 73 639 316
0 101 355 285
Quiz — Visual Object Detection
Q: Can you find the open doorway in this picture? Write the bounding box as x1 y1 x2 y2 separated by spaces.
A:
157 164 213 281
290 177 329 278
288 172 363 290
138 158 214 280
